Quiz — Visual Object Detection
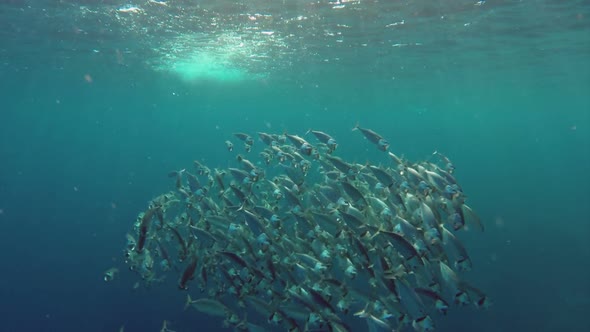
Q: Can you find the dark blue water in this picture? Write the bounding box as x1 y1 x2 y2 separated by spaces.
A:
0 1 588 331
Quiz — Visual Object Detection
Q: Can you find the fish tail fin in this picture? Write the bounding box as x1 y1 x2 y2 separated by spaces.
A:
305 128 312 136
353 303 370 317
236 202 246 212
366 224 383 239
462 204 484 232
184 294 193 311
352 122 360 131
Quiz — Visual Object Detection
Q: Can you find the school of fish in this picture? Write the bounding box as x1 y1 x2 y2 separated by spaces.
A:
121 125 490 332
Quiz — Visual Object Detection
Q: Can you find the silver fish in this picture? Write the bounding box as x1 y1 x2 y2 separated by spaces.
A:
352 124 390 151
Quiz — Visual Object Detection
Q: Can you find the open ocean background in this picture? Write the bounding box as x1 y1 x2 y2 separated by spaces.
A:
0 1 588 331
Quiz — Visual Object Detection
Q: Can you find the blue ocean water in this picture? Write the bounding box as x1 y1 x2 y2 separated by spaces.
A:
0 1 588 331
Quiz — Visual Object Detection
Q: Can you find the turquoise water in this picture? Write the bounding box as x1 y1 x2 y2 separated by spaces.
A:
0 1 588 331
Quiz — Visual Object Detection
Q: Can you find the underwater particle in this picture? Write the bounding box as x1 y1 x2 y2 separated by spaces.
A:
84 74 92 83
